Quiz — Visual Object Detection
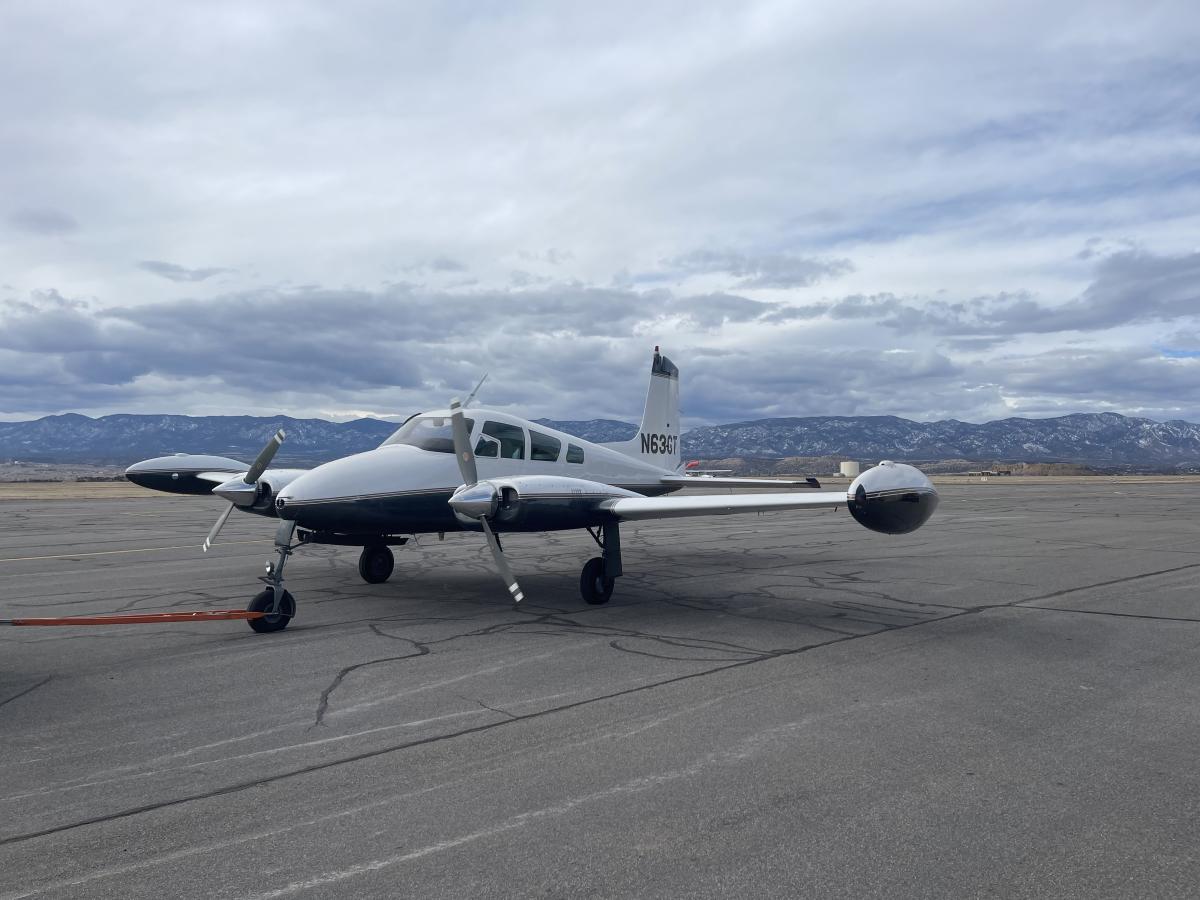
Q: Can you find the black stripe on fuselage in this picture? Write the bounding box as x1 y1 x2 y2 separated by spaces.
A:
279 483 677 534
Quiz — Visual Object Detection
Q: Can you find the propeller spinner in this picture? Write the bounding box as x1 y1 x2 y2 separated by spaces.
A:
203 429 285 552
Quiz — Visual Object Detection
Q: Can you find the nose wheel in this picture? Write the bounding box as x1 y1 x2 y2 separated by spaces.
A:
247 588 295 633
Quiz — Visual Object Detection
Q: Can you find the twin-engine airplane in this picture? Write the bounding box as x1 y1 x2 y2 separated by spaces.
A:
126 349 938 633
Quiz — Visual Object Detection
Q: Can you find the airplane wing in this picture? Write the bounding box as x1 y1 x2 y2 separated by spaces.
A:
603 491 846 521
661 475 821 489
125 450 308 502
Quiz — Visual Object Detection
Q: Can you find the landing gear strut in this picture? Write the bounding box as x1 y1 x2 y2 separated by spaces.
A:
582 521 622 605
358 544 395 584
248 520 298 633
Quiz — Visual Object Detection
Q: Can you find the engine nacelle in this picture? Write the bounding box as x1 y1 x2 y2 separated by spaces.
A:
125 453 248 495
846 461 938 535
213 476 276 512
449 476 640 530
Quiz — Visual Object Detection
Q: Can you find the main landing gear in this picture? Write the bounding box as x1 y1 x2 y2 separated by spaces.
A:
581 521 623 605
246 527 408 632
358 544 394 584
242 522 624 631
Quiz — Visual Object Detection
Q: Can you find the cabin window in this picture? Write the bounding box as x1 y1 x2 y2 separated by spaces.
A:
381 416 472 453
482 421 525 459
474 434 499 458
529 431 561 462
566 443 585 464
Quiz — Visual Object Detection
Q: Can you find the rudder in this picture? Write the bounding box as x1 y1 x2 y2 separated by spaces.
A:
602 347 681 469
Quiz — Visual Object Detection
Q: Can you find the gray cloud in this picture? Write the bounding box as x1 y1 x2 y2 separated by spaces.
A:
992 346 1200 413
9 208 78 235
137 260 231 282
508 270 551 287
756 251 1200 340
402 257 470 276
0 282 861 416
3 273 1196 424
899 252 1200 335
665 250 854 289
1 3 1199 425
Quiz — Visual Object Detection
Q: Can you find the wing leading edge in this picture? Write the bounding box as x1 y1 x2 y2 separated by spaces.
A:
602 490 846 521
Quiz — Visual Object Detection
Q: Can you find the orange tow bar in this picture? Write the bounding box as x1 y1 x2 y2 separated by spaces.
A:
2 610 264 626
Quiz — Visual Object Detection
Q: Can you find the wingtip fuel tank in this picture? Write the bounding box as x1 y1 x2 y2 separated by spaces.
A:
846 460 938 535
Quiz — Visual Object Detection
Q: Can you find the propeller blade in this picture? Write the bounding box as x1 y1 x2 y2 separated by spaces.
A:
463 372 489 408
449 399 478 487
203 502 235 553
480 517 524 607
244 428 286 484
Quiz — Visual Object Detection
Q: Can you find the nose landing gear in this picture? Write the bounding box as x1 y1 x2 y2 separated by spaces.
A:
247 520 298 632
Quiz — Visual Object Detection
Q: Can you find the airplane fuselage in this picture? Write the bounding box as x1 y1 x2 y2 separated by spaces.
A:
273 409 676 536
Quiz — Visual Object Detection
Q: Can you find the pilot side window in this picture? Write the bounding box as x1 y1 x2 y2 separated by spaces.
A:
566 443 585 464
482 421 525 459
529 431 561 462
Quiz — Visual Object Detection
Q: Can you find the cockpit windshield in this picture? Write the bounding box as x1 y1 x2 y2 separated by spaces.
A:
381 416 473 453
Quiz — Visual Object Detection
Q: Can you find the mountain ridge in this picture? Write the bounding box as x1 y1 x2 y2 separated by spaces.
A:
2 411 1200 466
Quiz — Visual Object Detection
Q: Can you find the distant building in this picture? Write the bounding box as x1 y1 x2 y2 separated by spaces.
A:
839 461 860 478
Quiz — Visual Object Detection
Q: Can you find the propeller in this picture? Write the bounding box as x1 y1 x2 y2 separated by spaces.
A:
203 429 286 552
448 399 525 606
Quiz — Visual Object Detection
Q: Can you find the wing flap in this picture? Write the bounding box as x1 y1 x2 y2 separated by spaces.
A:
603 491 847 521
662 475 821 489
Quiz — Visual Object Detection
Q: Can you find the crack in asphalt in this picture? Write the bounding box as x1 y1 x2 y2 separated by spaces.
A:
310 614 780 725
1011 561 1200 607
0 569 1107 850
1018 605 1200 623
459 695 518 720
6 496 1199 851
311 630 431 728
0 675 51 710
0 623 883 850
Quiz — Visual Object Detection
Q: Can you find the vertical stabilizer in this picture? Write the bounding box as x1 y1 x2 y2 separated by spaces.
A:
602 347 681 470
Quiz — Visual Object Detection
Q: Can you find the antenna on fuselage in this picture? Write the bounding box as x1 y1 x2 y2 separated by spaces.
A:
463 373 489 408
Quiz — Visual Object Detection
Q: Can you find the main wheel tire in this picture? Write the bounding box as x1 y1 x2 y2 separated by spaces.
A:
247 588 295 633
358 544 395 584
580 556 615 605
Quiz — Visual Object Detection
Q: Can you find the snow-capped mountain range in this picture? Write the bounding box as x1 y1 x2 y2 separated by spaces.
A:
2 411 1200 466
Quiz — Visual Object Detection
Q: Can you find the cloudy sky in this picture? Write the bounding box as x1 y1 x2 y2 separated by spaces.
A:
3 1 1199 425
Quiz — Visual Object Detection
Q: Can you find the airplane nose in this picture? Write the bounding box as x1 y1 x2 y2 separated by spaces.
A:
275 494 297 520
272 444 458 533
274 474 313 521
271 449 397 524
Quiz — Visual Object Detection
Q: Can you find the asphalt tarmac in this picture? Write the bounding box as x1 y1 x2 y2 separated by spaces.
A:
2 481 1198 898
